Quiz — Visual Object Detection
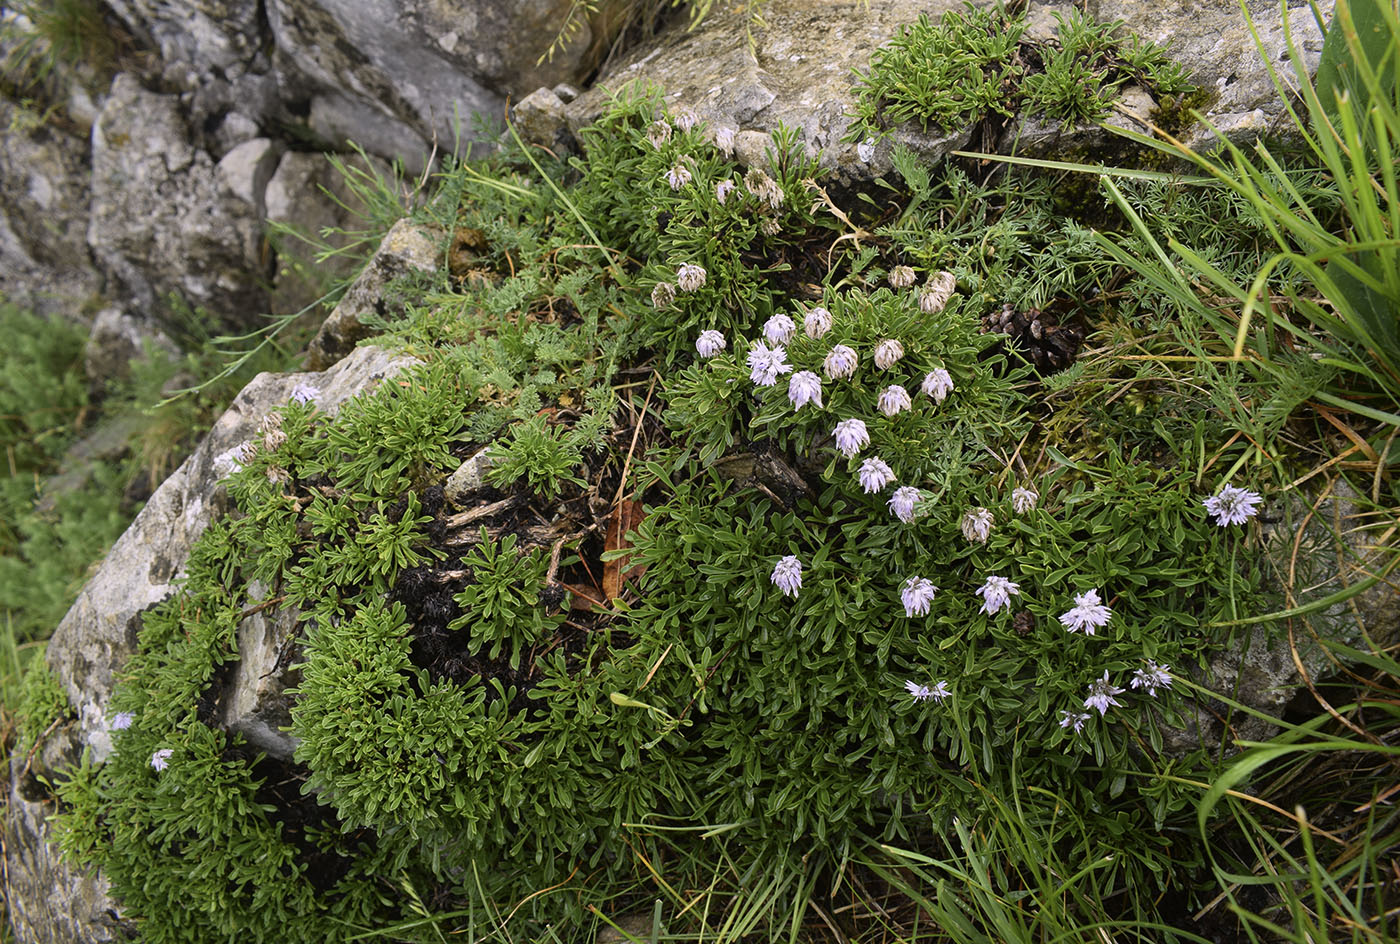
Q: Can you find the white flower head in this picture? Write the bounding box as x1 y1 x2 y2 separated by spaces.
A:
109 711 134 731
213 442 253 477
289 382 320 405
714 126 736 156
1130 661 1173 697
1059 589 1112 636
646 119 672 149
889 265 916 289
673 107 698 132
976 575 1021 616
771 555 803 597
696 330 726 358
716 178 736 205
905 679 950 702
763 313 796 346
901 576 938 617
1084 672 1126 716
922 368 954 403
873 339 905 369
920 271 957 314
747 340 792 387
1011 486 1039 514
833 418 869 457
887 485 923 523
859 457 895 493
150 748 174 772
824 344 858 380
960 507 994 544
651 282 676 309
877 384 912 417
788 371 823 410
666 164 692 191
1059 709 1091 734
804 306 833 339
676 263 707 292
1203 485 1263 527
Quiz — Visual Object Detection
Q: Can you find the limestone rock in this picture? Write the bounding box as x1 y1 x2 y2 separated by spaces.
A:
445 448 496 504
87 73 270 332
306 219 442 370
513 86 574 153
220 584 302 759
82 306 180 396
216 137 282 213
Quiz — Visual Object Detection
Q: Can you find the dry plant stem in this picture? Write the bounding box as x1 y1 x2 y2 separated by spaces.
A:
444 494 528 530
19 715 64 781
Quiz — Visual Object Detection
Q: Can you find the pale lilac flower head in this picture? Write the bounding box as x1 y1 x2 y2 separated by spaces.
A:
833 418 869 457
920 271 957 314
901 576 938 617
1011 486 1039 514
666 164 692 191
714 126 736 157
673 107 698 132
109 711 134 731
676 263 707 292
1084 672 1125 716
771 555 802 597
960 507 994 544
888 485 923 523
1130 661 1173 697
803 306 833 339
651 281 676 309
922 368 954 403
646 119 671 149
873 339 905 369
696 330 726 358
824 344 858 380
150 748 174 772
716 178 736 205
877 385 912 417
788 371 823 410
1059 589 1112 636
763 313 796 346
747 340 792 387
1203 485 1263 527
859 457 895 494
1059 710 1091 734
906 679 951 702
889 265 916 289
289 382 320 405
976 575 1020 616
213 442 253 477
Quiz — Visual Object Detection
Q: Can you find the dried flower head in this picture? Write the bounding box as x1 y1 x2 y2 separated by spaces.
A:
673 107 698 132
289 382 320 405
651 281 676 309
763 313 796 346
888 265 916 289
1059 589 1112 636
1130 661 1173 697
1083 672 1125 716
149 748 173 772
788 370 823 410
922 368 954 403
714 126 735 156
771 555 802 597
646 119 672 149
666 164 693 191
1011 486 1039 514
759 217 782 236
960 507 994 544
716 178 736 205
744 168 784 209
803 306 832 339
887 485 923 523
696 330 726 358
905 679 951 702
877 384 912 417
901 576 938 616
873 339 905 369
1203 484 1263 527
676 263 707 292
824 344 858 379
859 457 896 493
920 271 957 314
976 575 1020 616
747 340 792 387
1059 709 1091 734
833 418 869 457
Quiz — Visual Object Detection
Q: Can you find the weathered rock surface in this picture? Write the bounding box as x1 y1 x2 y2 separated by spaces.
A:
88 74 270 331
566 0 1334 178
306 218 442 370
3 343 418 944
82 306 180 396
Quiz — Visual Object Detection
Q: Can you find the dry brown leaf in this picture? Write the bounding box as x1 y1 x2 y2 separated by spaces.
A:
603 499 647 601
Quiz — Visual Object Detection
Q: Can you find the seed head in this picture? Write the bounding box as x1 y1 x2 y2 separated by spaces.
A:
714 126 735 157
673 107 698 132
888 265 916 289
919 271 957 313
651 282 676 309
1011 486 1038 514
